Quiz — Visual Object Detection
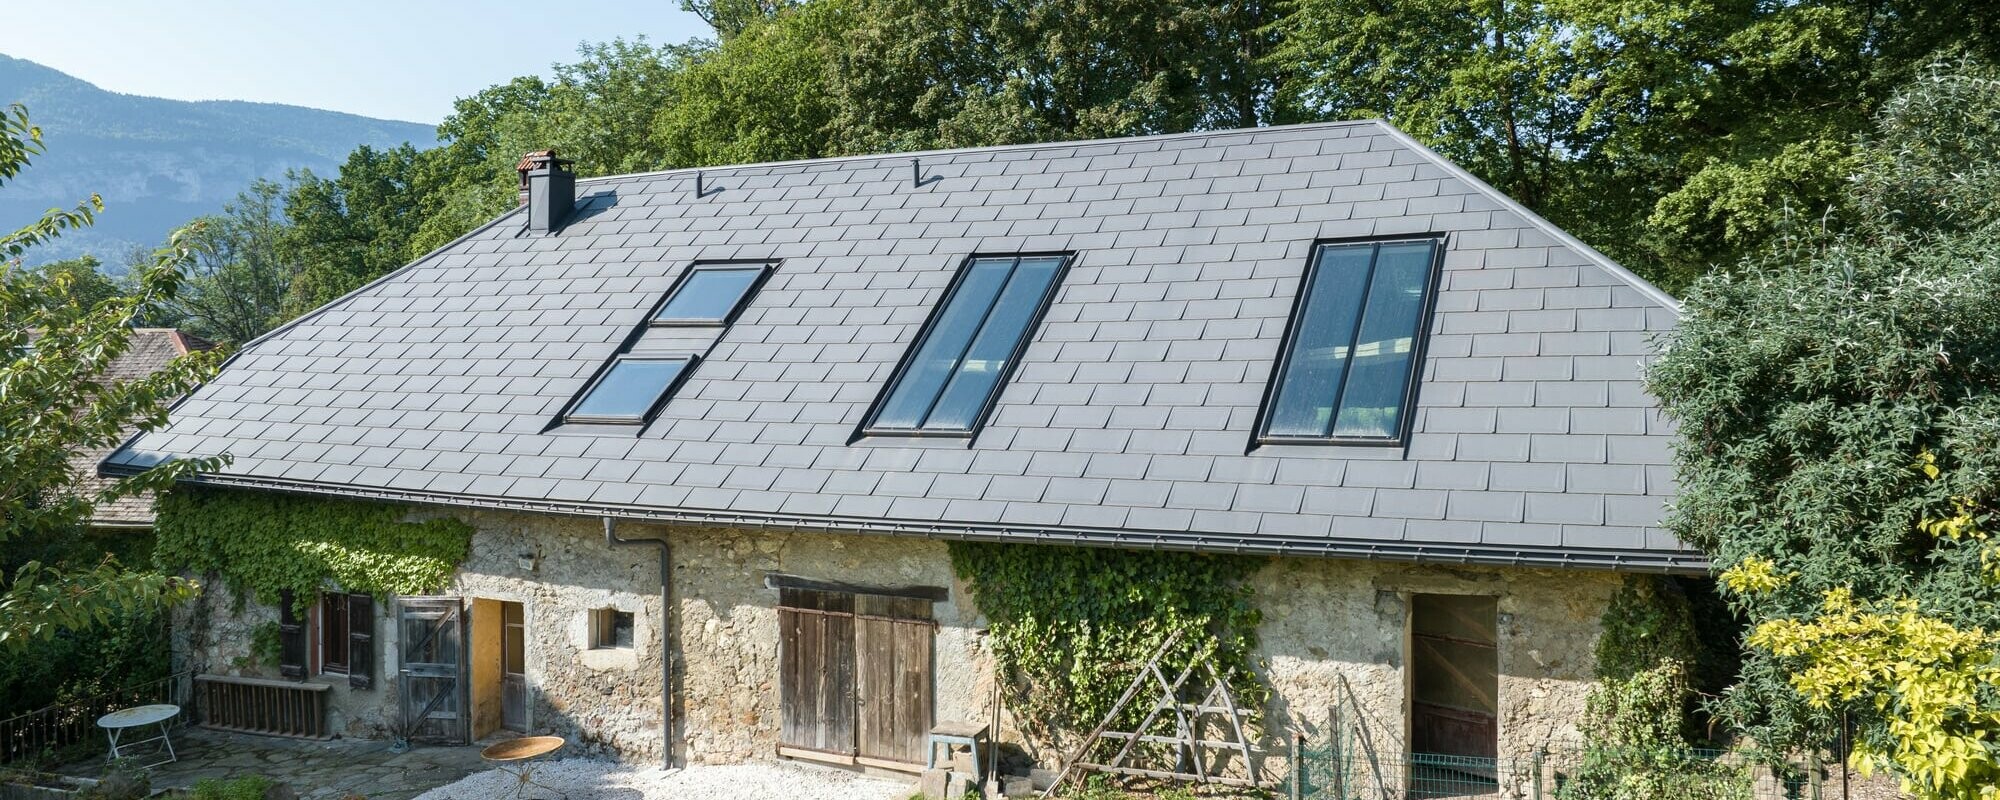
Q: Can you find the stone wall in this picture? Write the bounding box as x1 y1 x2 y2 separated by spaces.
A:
177 505 1616 770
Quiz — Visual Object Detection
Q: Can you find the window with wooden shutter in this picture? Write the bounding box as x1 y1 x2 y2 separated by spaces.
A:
277 590 308 680
348 593 375 690
320 593 350 674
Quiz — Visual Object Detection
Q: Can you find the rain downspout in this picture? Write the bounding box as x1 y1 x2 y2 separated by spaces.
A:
604 516 673 769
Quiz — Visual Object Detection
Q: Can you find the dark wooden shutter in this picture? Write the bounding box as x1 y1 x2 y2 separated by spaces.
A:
348 593 375 689
277 590 307 680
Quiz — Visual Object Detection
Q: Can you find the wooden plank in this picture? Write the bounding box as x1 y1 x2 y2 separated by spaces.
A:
778 745 857 766
893 616 932 765
825 607 856 755
1075 763 1257 787
855 609 892 760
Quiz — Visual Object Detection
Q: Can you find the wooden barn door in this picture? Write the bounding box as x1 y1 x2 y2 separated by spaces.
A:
398 597 469 744
855 595 935 765
778 588 857 756
1409 594 1498 761
777 587 935 766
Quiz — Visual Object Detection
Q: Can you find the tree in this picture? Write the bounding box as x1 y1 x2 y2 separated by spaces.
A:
652 2 851 167
278 144 427 316
1268 0 2000 292
0 103 219 647
829 0 1278 152
1648 60 2000 797
21 255 123 310
168 179 295 345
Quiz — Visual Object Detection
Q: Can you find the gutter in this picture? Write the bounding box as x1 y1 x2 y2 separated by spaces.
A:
117 472 1712 575
603 516 674 770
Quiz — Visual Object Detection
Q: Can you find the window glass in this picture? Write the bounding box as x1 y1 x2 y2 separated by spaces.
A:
870 255 1066 433
591 608 635 650
568 358 691 421
654 266 764 323
1263 239 1438 442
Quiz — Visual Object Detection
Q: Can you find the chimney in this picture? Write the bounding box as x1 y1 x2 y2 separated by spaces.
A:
516 150 576 234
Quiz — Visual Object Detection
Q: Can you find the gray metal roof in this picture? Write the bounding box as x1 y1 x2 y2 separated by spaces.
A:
104 120 1699 571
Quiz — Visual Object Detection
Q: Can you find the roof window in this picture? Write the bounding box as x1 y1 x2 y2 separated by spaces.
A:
1258 237 1441 445
565 355 696 423
863 254 1071 436
652 264 768 325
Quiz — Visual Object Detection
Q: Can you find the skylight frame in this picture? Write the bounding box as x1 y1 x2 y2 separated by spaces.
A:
857 252 1075 440
1252 235 1446 448
648 262 774 327
559 353 700 425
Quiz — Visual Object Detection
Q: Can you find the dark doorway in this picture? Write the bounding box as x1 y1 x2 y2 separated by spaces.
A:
1409 594 1498 797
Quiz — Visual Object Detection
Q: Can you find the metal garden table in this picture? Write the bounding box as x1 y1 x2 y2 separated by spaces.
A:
96 703 179 768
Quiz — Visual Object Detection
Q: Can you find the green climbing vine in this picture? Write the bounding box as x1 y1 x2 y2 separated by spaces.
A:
154 486 473 608
947 541 1268 751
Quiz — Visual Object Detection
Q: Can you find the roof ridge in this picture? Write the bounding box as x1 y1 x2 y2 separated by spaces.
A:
576 119 1386 184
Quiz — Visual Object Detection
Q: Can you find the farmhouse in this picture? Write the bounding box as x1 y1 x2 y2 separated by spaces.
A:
103 120 1691 779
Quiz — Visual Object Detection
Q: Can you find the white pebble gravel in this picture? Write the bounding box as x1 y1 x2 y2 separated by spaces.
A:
411 759 914 800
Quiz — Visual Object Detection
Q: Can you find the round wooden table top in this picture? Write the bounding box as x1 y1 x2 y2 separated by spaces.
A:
481 735 565 762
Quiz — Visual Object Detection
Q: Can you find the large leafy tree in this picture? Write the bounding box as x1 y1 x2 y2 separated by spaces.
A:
278 144 430 316
1269 0 2000 291
1649 61 2000 796
0 104 220 646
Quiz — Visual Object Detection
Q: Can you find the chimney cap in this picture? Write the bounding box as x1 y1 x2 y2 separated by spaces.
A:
516 149 574 173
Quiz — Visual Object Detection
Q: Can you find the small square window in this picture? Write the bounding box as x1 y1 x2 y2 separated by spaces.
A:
590 608 634 650
652 265 767 325
565 355 695 424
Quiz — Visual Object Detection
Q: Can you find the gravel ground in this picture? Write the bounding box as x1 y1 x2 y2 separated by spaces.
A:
411 759 914 800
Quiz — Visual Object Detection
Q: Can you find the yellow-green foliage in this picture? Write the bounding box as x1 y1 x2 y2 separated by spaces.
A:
1749 589 2000 799
154 486 471 606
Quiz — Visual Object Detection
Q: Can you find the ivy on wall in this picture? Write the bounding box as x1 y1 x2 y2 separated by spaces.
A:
947 541 1267 750
153 486 473 607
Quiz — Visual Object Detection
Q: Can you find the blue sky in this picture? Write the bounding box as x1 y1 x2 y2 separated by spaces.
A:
6 1 713 124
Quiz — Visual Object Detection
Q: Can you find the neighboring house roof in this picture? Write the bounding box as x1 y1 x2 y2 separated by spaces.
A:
103 120 1698 571
74 328 214 527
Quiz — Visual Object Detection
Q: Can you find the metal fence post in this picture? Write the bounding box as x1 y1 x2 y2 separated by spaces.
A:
1532 745 1545 800
1292 731 1305 800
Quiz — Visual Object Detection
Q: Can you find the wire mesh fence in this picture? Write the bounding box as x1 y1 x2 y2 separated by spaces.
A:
1279 718 1839 800
1280 742 1839 800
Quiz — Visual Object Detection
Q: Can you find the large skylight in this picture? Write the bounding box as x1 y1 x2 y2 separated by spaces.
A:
652 264 767 325
864 254 1070 435
1259 238 1440 444
565 356 696 423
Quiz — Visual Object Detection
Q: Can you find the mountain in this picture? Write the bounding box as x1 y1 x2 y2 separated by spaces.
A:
0 54 437 266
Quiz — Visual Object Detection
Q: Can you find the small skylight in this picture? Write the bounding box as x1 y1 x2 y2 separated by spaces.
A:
652 265 767 325
565 356 696 423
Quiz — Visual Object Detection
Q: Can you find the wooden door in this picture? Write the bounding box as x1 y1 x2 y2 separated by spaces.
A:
501 601 528 733
778 588 856 755
1409 594 1498 760
398 597 469 744
855 595 935 764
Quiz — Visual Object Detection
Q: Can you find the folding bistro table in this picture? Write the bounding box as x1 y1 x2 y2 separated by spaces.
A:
96 704 180 768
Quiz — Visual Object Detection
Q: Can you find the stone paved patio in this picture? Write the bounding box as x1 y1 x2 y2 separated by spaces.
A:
60 728 494 800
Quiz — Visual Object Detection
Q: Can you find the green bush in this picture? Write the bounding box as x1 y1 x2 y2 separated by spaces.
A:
188 775 272 800
1557 663 1752 800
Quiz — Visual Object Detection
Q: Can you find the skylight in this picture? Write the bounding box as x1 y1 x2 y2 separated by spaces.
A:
1259 238 1441 444
864 254 1070 435
653 264 767 325
566 356 696 423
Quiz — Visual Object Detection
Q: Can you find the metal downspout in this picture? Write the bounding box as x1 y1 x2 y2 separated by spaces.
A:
604 516 673 769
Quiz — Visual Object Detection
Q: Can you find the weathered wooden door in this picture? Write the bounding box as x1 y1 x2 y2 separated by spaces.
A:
778 588 857 756
501 601 528 733
398 597 469 744
1409 594 1498 761
855 595 935 764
